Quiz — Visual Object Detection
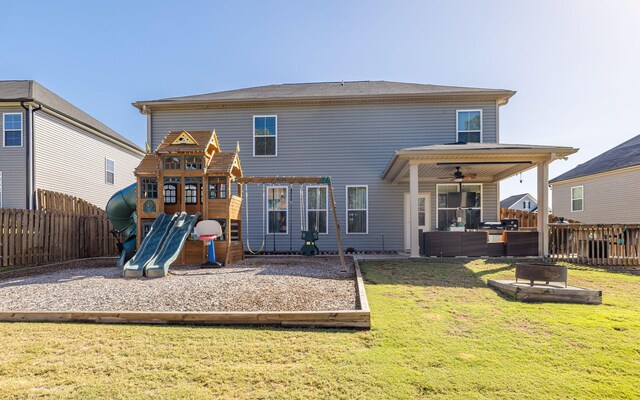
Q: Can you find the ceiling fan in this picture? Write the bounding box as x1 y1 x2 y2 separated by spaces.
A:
438 166 477 191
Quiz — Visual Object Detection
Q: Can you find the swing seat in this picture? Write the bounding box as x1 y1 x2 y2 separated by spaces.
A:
300 230 320 256
301 230 319 241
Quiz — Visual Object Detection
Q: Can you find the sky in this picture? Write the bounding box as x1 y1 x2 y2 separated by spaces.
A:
2 0 639 202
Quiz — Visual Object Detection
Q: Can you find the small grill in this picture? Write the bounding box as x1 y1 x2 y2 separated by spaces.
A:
516 264 568 288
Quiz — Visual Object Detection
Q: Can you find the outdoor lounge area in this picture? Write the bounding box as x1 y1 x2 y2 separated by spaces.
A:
382 142 578 258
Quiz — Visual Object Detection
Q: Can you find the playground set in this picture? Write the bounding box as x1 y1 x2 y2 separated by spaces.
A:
106 130 346 278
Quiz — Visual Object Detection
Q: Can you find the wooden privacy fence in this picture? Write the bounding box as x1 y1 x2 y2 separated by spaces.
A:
548 223 640 266
0 190 118 269
37 189 105 215
500 208 580 228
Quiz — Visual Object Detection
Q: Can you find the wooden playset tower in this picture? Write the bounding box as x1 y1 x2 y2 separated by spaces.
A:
133 130 244 265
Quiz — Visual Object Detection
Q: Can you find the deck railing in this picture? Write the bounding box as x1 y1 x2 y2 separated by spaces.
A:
548 223 640 266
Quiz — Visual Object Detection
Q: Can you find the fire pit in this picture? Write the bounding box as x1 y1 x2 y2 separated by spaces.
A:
516 263 568 287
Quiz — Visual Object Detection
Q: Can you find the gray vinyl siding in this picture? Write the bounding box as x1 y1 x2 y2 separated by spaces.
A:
34 111 142 209
0 107 27 208
551 167 640 224
151 101 499 251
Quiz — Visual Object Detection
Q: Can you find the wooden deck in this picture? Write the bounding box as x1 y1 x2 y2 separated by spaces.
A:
488 279 602 304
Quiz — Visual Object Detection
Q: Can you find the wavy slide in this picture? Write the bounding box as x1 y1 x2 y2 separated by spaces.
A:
123 212 200 278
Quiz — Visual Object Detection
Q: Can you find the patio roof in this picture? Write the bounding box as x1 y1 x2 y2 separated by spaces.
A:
382 142 578 184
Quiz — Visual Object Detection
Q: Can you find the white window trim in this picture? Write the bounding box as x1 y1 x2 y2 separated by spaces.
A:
571 185 584 212
105 158 115 185
436 183 484 229
456 109 483 143
306 185 329 235
253 115 278 157
346 185 369 235
3 112 24 148
266 185 288 234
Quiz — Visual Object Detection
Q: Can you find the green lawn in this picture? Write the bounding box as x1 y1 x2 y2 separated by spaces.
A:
1 259 639 399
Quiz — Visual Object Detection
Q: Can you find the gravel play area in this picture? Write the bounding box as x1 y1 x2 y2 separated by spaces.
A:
0 257 357 312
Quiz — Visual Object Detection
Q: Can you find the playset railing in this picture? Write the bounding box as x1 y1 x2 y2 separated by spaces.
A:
0 190 117 269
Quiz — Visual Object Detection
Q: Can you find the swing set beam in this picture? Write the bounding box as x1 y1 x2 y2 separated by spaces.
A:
238 176 347 271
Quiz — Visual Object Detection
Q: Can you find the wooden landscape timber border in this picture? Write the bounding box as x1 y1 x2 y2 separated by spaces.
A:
488 279 603 305
0 256 371 329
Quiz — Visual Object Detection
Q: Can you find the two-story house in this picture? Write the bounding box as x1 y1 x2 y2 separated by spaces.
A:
500 193 537 212
550 133 640 224
0 80 144 209
133 81 576 256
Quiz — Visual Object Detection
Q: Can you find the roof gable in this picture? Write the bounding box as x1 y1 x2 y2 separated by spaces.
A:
157 130 216 153
550 134 640 183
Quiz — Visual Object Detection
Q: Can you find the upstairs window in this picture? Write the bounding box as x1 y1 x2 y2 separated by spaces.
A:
140 178 158 199
523 200 531 210
456 110 482 143
208 176 227 199
105 159 115 185
254 116 277 156
185 156 203 170
571 186 584 212
3 113 22 147
164 156 181 170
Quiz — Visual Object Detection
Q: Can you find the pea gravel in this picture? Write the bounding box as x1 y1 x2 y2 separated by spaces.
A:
0 256 357 312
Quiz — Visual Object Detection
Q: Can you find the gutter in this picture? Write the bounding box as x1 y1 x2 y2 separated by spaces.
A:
132 90 517 111
20 102 42 210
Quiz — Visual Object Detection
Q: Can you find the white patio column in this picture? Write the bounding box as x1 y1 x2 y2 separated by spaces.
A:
410 162 420 258
537 159 550 257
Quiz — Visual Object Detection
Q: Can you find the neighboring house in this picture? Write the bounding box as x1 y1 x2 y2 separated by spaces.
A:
0 80 144 209
550 134 640 224
133 81 576 255
500 193 537 212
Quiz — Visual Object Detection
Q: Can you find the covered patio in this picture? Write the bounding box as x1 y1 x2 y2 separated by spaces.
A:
382 143 578 257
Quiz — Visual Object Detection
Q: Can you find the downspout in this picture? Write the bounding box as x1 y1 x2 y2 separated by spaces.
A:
20 102 42 210
142 105 152 152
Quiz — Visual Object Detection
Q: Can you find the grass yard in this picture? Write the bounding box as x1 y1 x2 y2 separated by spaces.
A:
1 259 639 399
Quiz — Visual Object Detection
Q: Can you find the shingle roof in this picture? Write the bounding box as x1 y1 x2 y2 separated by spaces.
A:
134 154 160 175
399 142 577 153
205 152 242 177
133 80 515 107
0 80 142 153
550 134 640 183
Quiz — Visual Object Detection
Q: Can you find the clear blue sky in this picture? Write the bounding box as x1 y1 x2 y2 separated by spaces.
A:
2 0 639 200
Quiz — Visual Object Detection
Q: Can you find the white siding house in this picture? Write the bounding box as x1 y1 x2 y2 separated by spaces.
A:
550 134 640 224
0 80 144 209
